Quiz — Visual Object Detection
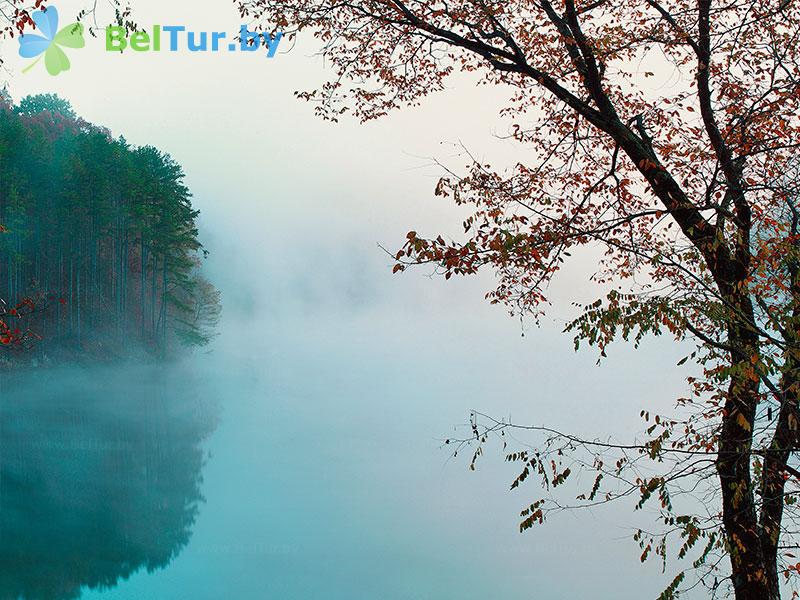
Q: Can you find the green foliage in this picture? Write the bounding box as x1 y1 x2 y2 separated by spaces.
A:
657 572 685 600
564 290 708 358
0 94 219 356
14 93 77 119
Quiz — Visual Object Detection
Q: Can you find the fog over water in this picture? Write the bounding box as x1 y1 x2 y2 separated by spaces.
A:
0 242 690 599
0 0 697 597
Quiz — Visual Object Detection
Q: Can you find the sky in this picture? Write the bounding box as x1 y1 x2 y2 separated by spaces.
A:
0 1 701 598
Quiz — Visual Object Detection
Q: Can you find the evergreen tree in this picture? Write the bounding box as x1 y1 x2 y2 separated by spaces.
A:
0 94 219 358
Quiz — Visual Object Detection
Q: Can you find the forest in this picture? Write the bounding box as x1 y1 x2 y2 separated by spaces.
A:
0 91 219 362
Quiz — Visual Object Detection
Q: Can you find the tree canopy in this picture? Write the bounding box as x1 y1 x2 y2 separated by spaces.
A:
0 94 219 359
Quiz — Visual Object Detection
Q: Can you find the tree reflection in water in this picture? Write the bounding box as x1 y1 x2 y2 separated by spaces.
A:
0 365 218 600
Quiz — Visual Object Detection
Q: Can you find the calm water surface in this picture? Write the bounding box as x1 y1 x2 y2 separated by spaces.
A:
0 279 674 600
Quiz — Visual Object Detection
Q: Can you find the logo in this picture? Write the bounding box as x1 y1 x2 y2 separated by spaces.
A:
18 6 85 76
15 5 282 76
105 25 282 57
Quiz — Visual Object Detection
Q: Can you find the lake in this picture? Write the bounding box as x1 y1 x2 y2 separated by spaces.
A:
0 270 677 599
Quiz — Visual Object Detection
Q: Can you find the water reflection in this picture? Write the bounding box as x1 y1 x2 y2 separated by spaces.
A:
0 365 218 600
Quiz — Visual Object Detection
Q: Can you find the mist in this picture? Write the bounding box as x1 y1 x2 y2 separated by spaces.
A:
0 0 699 597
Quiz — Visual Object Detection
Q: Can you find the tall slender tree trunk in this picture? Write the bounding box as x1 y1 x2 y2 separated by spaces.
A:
121 231 128 324
150 255 157 338
140 237 146 340
157 257 168 350
717 293 776 600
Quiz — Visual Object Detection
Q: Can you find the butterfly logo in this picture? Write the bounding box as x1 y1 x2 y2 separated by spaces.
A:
18 6 85 76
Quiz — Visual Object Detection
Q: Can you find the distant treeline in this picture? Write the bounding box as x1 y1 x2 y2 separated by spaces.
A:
0 92 220 359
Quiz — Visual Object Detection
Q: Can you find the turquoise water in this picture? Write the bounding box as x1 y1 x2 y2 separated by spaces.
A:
0 337 533 600
0 240 676 599
0 312 671 600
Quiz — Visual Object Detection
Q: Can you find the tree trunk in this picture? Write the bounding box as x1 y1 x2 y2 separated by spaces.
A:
759 381 794 599
717 377 774 598
717 293 776 599
759 286 800 599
